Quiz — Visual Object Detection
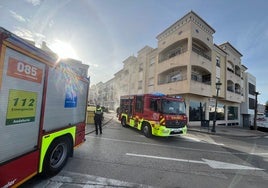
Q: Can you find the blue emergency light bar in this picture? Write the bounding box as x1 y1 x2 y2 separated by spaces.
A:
151 92 165 96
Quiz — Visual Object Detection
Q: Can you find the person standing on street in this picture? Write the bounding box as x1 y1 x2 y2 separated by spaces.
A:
94 105 103 135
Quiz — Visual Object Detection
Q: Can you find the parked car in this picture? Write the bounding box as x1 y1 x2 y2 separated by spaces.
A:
257 113 268 131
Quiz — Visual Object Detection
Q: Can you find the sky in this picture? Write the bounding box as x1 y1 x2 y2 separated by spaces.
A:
0 0 268 104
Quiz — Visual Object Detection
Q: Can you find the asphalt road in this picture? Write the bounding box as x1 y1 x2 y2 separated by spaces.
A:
21 117 268 188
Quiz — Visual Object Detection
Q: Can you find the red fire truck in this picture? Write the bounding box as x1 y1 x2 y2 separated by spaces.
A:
0 27 89 187
119 93 187 137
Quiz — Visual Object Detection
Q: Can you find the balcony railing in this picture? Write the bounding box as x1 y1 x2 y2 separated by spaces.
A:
159 47 187 63
192 47 211 61
191 74 211 85
158 75 187 85
191 78 211 85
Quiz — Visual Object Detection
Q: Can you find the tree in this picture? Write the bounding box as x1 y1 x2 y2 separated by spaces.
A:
266 101 268 114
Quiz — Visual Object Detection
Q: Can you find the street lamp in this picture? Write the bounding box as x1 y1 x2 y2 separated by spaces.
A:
253 91 260 130
211 81 222 133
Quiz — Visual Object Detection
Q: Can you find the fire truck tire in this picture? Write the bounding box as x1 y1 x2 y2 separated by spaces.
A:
43 136 71 176
121 117 127 127
142 123 152 138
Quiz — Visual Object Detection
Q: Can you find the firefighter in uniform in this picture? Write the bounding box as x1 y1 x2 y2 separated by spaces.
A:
94 105 103 135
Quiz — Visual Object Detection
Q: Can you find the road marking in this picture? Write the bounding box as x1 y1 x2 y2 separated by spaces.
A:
27 171 152 188
250 152 268 155
126 153 264 170
183 136 202 142
183 134 224 146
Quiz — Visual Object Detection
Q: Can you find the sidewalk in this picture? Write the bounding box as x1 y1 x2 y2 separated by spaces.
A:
188 124 268 137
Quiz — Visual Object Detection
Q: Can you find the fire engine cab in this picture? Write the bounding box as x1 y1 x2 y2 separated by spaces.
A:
119 93 187 137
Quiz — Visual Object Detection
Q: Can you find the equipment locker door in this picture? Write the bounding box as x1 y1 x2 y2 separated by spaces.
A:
43 63 88 131
0 47 45 163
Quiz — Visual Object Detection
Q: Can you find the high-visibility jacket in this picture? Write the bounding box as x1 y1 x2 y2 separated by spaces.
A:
94 107 103 120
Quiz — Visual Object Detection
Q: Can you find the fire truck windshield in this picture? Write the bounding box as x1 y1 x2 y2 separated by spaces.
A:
161 99 186 115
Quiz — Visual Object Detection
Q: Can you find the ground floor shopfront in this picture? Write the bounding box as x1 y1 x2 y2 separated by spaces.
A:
182 94 242 127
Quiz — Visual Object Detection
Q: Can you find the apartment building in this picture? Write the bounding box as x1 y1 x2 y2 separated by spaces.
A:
89 11 256 127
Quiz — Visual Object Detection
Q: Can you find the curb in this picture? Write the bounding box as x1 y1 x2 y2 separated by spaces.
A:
188 127 268 138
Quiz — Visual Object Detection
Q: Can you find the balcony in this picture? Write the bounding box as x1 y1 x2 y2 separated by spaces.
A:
226 90 243 103
158 74 187 85
189 65 211 97
156 79 189 95
158 39 188 63
190 80 211 97
191 66 211 84
192 46 211 61
159 47 187 63
191 52 211 72
192 38 212 61
158 66 187 85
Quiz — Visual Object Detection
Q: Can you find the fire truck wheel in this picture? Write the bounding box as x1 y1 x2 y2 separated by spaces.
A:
142 123 152 138
121 117 127 127
43 136 70 176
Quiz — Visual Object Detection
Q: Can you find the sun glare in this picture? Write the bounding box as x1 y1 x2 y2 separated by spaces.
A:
49 40 78 59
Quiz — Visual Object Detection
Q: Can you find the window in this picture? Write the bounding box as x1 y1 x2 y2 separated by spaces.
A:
150 99 157 112
249 98 255 109
189 101 205 121
227 61 234 73
191 71 201 82
216 56 220 67
209 103 225 120
227 106 238 120
202 74 211 84
235 84 241 94
191 74 198 81
162 100 186 115
248 83 256 95
235 65 241 77
227 80 234 92
135 96 143 113
120 98 133 116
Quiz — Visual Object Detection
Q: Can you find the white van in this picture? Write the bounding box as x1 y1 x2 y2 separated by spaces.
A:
257 113 268 128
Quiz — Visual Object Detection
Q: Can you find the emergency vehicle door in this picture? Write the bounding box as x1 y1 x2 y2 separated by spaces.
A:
0 47 45 163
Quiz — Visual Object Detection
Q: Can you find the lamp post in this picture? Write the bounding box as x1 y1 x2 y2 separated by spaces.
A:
211 81 222 133
253 91 260 130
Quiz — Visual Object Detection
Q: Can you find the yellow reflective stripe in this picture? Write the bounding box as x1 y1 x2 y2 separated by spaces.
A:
39 126 76 173
122 113 128 120
160 117 165 124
